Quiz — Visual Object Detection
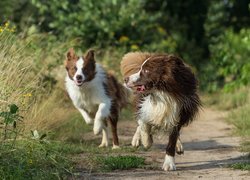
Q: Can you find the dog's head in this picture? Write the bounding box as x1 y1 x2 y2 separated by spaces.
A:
124 55 184 94
65 48 96 86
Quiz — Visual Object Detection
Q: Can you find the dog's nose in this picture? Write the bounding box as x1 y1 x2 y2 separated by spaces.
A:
124 77 129 83
76 75 83 80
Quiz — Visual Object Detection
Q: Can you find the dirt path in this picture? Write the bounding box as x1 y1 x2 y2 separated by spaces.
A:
82 108 250 180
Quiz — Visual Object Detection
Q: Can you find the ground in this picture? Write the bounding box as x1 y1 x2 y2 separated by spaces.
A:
76 108 250 180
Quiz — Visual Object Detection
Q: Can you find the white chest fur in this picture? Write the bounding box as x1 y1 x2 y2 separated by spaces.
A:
65 65 110 115
138 91 180 130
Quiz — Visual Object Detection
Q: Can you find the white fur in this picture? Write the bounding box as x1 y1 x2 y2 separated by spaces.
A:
131 126 141 147
162 154 176 171
138 91 180 130
65 62 111 146
99 128 109 147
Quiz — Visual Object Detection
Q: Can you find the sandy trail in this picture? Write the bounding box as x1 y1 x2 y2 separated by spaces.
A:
79 108 250 180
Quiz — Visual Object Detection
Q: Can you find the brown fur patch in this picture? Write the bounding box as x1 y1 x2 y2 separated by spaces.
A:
65 48 78 80
120 52 151 78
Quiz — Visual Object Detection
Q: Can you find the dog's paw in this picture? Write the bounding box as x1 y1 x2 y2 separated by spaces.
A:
98 142 108 148
176 141 184 155
162 155 176 171
112 145 120 150
131 134 140 147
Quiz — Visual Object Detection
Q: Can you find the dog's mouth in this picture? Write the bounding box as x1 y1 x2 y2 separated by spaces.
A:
74 80 84 86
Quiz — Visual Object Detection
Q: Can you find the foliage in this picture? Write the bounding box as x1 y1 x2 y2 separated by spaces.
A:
208 29 250 91
230 162 250 171
97 155 145 171
30 0 172 51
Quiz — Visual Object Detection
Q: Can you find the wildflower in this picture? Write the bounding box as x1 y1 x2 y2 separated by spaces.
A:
4 21 9 28
119 36 129 43
131 44 139 50
23 93 32 97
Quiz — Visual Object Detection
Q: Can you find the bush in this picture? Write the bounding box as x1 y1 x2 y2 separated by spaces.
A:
207 28 250 92
31 0 170 50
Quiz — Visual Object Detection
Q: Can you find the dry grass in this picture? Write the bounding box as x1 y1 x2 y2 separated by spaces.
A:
0 31 76 138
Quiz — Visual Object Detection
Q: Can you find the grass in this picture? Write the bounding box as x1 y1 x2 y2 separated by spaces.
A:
0 140 74 179
230 162 250 171
97 155 145 171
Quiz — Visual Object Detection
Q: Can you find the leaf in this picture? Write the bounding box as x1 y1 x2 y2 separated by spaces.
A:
31 130 40 139
9 104 19 114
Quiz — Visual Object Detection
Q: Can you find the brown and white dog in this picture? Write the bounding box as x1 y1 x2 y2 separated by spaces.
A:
65 49 128 149
122 52 201 171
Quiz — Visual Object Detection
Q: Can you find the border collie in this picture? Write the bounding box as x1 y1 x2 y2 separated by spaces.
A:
123 53 201 171
65 49 128 149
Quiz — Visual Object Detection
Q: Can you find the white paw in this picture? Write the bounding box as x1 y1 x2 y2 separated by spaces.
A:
98 143 108 148
162 155 176 171
93 121 103 135
85 117 93 125
131 135 140 147
112 145 120 150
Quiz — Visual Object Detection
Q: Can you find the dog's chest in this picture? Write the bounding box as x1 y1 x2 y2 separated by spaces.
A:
67 83 104 114
138 92 180 129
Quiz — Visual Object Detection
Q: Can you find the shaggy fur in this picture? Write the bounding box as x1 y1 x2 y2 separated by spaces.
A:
65 49 128 148
121 52 201 171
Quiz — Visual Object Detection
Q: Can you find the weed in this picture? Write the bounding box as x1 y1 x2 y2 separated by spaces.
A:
230 162 250 171
97 155 145 171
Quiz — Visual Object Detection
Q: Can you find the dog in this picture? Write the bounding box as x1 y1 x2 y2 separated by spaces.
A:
65 48 128 149
122 52 201 171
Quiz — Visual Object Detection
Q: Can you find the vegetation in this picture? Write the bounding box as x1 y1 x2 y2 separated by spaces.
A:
97 155 145 171
0 0 249 176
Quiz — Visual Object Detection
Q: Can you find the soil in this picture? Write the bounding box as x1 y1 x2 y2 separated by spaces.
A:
76 108 250 180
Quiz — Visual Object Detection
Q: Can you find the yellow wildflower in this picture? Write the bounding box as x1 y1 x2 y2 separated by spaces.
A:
4 21 9 28
131 44 139 50
23 93 32 97
119 36 129 43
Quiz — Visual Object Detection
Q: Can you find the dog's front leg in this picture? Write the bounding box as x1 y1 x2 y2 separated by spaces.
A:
93 102 111 135
99 125 109 147
162 126 179 171
131 125 141 147
140 122 153 149
77 108 93 125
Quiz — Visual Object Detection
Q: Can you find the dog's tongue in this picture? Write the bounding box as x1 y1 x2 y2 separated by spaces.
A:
136 85 145 92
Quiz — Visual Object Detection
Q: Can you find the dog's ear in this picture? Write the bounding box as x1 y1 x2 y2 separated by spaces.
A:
66 48 76 61
85 49 95 62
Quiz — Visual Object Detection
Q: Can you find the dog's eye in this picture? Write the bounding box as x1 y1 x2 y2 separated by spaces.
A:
74 66 77 71
142 69 149 74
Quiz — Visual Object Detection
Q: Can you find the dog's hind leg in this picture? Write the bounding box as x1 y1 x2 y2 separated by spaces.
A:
176 136 184 155
109 105 120 149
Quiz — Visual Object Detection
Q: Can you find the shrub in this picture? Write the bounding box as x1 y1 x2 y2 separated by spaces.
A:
207 28 250 92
